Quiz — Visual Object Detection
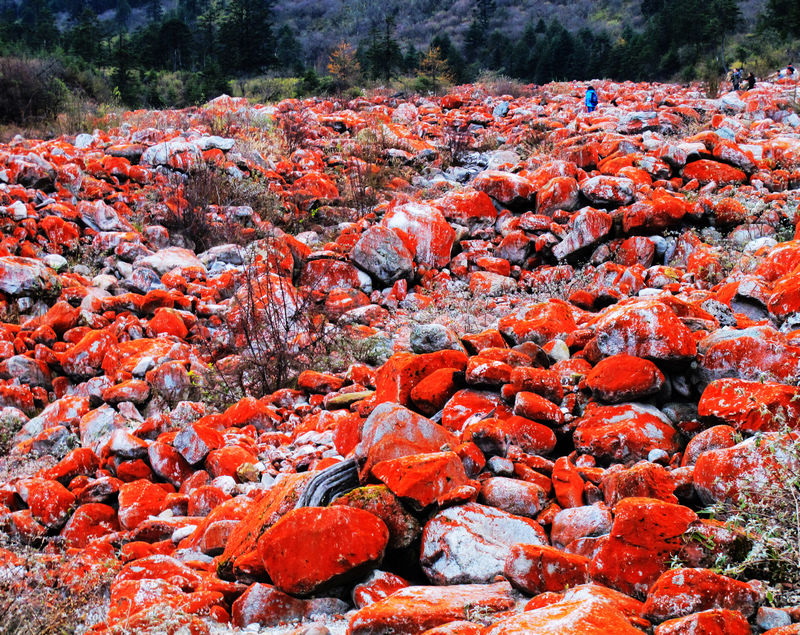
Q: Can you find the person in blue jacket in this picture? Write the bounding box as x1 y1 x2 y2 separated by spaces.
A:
585 85 599 112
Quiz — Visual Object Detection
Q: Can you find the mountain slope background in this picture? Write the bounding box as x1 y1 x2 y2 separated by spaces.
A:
272 0 767 67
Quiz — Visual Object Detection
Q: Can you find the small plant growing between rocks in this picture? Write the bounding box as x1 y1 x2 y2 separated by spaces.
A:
0 536 118 635
705 427 800 606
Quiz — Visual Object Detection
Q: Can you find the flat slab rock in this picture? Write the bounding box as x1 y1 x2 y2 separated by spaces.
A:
347 580 516 635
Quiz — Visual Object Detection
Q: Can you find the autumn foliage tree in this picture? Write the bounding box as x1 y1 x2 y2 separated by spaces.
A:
418 46 453 94
327 41 361 94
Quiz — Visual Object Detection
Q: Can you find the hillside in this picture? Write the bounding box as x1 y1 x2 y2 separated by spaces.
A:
275 0 767 63
1 75 800 631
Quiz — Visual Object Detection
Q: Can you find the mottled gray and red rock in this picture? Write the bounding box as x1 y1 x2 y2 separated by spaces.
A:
420 502 548 584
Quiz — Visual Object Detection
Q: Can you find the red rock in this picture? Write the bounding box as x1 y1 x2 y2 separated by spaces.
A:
420 502 547 585
698 327 800 383
683 159 747 185
574 403 679 463
0 255 59 297
585 354 664 402
552 456 586 508
644 568 761 621
372 451 470 510
600 462 677 506
374 350 467 407
419 621 483 635
622 193 689 233
508 367 563 403
693 432 793 505
332 485 421 550
218 473 313 576
551 504 613 549
19 478 76 529
102 379 150 404
44 446 99 484
348 581 515 635
350 225 414 285
505 543 591 594
498 300 578 346
484 589 643 634
148 441 194 488
355 402 458 475
205 445 257 479
698 378 800 432
258 506 388 595
580 175 635 206
473 170 536 207
592 299 696 361
410 368 461 416
231 582 307 627
383 202 455 268
174 423 225 464
591 497 698 597
480 476 548 517
536 176 580 216
681 425 738 467
115 554 203 591
60 329 119 378
512 392 565 426
117 479 168 530
297 369 345 393
553 208 613 260
499 414 557 454
300 259 361 291
654 609 752 635
60 502 119 547
436 189 498 227
352 570 410 608
188 485 231 516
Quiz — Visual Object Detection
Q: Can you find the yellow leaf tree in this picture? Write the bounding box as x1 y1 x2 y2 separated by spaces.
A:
328 41 361 94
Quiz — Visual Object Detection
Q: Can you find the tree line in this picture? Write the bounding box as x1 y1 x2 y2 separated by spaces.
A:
0 0 795 114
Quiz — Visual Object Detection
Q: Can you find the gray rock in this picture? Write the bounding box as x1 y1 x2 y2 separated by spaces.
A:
410 323 464 353
350 226 413 285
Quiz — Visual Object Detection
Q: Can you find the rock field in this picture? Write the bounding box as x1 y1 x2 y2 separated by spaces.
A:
2 77 800 634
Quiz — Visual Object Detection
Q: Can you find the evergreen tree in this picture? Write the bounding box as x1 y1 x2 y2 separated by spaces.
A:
218 0 276 74
115 0 131 29
146 0 163 23
160 17 194 71
762 0 800 36
364 15 402 81
275 24 302 74
66 8 102 62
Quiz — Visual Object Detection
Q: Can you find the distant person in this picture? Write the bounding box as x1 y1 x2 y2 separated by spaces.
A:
585 85 598 113
788 63 796 77
731 68 741 91
747 72 755 90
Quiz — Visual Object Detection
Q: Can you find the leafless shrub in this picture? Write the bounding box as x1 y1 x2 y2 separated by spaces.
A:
199 240 345 397
276 109 312 154
475 70 531 98
0 57 66 126
442 123 472 167
148 165 282 251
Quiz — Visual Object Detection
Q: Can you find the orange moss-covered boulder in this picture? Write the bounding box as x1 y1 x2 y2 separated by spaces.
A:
585 354 664 402
698 378 800 432
348 581 515 635
372 451 470 509
591 497 698 597
504 543 591 594
257 506 389 595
